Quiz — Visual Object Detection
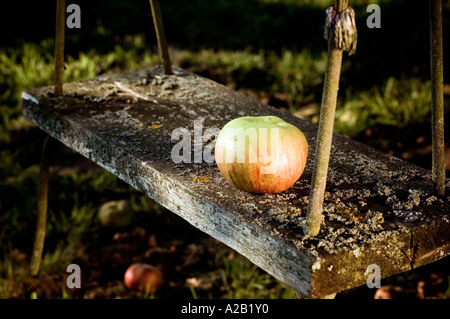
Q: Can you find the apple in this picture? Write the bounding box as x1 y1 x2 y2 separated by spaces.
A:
124 263 164 294
214 115 308 194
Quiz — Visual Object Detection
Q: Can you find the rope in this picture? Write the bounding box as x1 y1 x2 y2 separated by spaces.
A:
429 0 445 196
54 0 66 96
305 0 357 237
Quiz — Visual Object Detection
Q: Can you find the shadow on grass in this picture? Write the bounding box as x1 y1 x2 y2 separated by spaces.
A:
2 0 448 88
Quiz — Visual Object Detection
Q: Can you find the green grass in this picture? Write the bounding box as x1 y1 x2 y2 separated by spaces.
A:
0 36 439 140
218 255 297 299
334 77 433 137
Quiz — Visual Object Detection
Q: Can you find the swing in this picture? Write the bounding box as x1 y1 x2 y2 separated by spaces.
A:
22 0 449 298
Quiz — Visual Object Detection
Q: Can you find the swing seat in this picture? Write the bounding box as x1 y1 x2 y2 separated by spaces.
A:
22 66 450 298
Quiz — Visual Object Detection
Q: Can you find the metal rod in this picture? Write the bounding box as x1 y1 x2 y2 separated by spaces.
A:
54 0 66 96
429 0 445 196
149 0 173 75
305 0 351 237
30 136 51 276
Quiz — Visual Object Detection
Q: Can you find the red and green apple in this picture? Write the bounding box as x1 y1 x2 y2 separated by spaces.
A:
215 115 308 194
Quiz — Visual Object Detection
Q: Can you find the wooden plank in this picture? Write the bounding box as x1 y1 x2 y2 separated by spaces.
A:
22 66 450 298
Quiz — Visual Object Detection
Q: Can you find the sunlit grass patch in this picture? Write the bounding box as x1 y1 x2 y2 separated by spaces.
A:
335 77 432 137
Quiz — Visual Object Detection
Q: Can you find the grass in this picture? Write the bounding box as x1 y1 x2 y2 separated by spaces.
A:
187 253 297 299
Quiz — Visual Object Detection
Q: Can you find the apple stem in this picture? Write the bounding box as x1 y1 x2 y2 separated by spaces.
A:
149 0 173 75
30 136 52 276
54 0 65 97
306 0 355 237
429 0 445 196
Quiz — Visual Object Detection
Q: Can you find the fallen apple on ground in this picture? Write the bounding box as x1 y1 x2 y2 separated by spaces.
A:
124 263 164 294
214 115 308 193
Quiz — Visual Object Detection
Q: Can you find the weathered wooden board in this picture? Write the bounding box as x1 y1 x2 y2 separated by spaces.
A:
22 66 450 298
